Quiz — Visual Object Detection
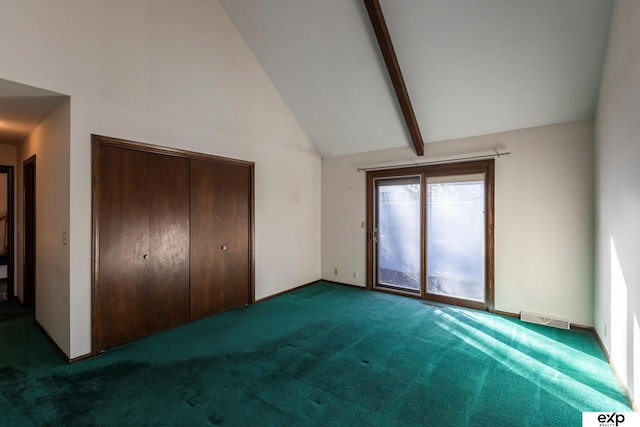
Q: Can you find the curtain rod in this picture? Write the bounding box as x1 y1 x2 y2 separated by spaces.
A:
356 151 511 172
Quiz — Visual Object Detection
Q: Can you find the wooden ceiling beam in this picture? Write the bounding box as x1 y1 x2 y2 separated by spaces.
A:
363 0 424 156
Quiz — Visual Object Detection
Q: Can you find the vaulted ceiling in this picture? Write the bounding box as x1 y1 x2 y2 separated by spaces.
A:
220 0 613 158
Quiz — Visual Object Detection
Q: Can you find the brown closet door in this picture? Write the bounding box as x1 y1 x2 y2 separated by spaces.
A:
96 147 190 351
97 146 151 350
146 153 190 333
190 160 251 321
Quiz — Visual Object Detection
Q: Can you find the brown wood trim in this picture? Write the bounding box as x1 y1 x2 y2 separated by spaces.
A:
254 280 319 303
91 134 254 168
425 293 487 311
591 326 607 353
68 353 92 364
366 160 491 180
320 280 367 290
249 164 256 304
569 323 594 332
35 320 70 363
255 280 367 304
363 0 424 157
366 174 374 290
372 285 423 300
492 309 520 319
91 139 101 355
485 159 496 311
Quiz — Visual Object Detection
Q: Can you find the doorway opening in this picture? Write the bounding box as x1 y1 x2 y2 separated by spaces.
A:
0 166 14 301
367 160 494 311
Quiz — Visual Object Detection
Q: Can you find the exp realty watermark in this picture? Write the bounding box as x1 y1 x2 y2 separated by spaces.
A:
583 412 640 427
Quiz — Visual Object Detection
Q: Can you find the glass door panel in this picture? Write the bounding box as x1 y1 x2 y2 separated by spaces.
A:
375 177 421 293
426 174 485 301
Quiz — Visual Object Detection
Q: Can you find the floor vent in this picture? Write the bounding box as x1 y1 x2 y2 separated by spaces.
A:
520 312 570 329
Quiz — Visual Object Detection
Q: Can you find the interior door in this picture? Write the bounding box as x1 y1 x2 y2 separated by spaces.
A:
190 159 251 321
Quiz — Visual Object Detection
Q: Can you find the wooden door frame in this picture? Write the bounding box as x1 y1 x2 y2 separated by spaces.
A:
23 156 36 308
0 165 14 300
91 134 255 354
366 159 495 312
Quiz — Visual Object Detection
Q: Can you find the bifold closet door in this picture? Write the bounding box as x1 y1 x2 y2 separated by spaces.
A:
96 146 190 351
190 159 251 321
146 153 190 332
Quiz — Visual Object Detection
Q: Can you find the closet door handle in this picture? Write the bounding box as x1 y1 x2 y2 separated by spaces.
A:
221 245 227 251
143 254 149 260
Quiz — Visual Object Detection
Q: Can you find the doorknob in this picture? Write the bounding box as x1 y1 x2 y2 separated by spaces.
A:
221 245 227 251
143 254 149 260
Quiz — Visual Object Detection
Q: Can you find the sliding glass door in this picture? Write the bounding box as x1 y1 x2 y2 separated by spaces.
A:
368 161 494 310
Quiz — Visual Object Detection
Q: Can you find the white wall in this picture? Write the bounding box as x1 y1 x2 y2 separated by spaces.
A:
18 100 71 352
0 0 321 358
0 145 16 166
594 0 640 405
323 120 595 325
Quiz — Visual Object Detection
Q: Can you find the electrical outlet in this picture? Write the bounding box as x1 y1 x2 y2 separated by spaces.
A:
604 323 608 337
352 272 358 279
334 268 338 275
361 221 365 229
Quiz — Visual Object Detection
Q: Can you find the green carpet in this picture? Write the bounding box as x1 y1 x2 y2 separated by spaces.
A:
0 282 631 426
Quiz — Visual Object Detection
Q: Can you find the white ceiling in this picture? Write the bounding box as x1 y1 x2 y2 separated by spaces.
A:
0 79 67 145
220 0 613 158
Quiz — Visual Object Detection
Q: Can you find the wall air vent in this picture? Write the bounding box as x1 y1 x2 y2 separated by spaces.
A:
520 312 570 330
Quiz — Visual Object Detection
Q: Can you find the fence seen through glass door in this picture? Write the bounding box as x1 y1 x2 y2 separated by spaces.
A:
426 174 485 301
375 176 421 293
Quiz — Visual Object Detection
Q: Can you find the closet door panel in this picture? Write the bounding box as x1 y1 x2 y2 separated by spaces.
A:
190 160 250 321
97 146 151 350
212 162 251 310
147 153 190 333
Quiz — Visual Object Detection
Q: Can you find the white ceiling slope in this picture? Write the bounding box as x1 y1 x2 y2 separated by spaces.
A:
220 0 613 158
